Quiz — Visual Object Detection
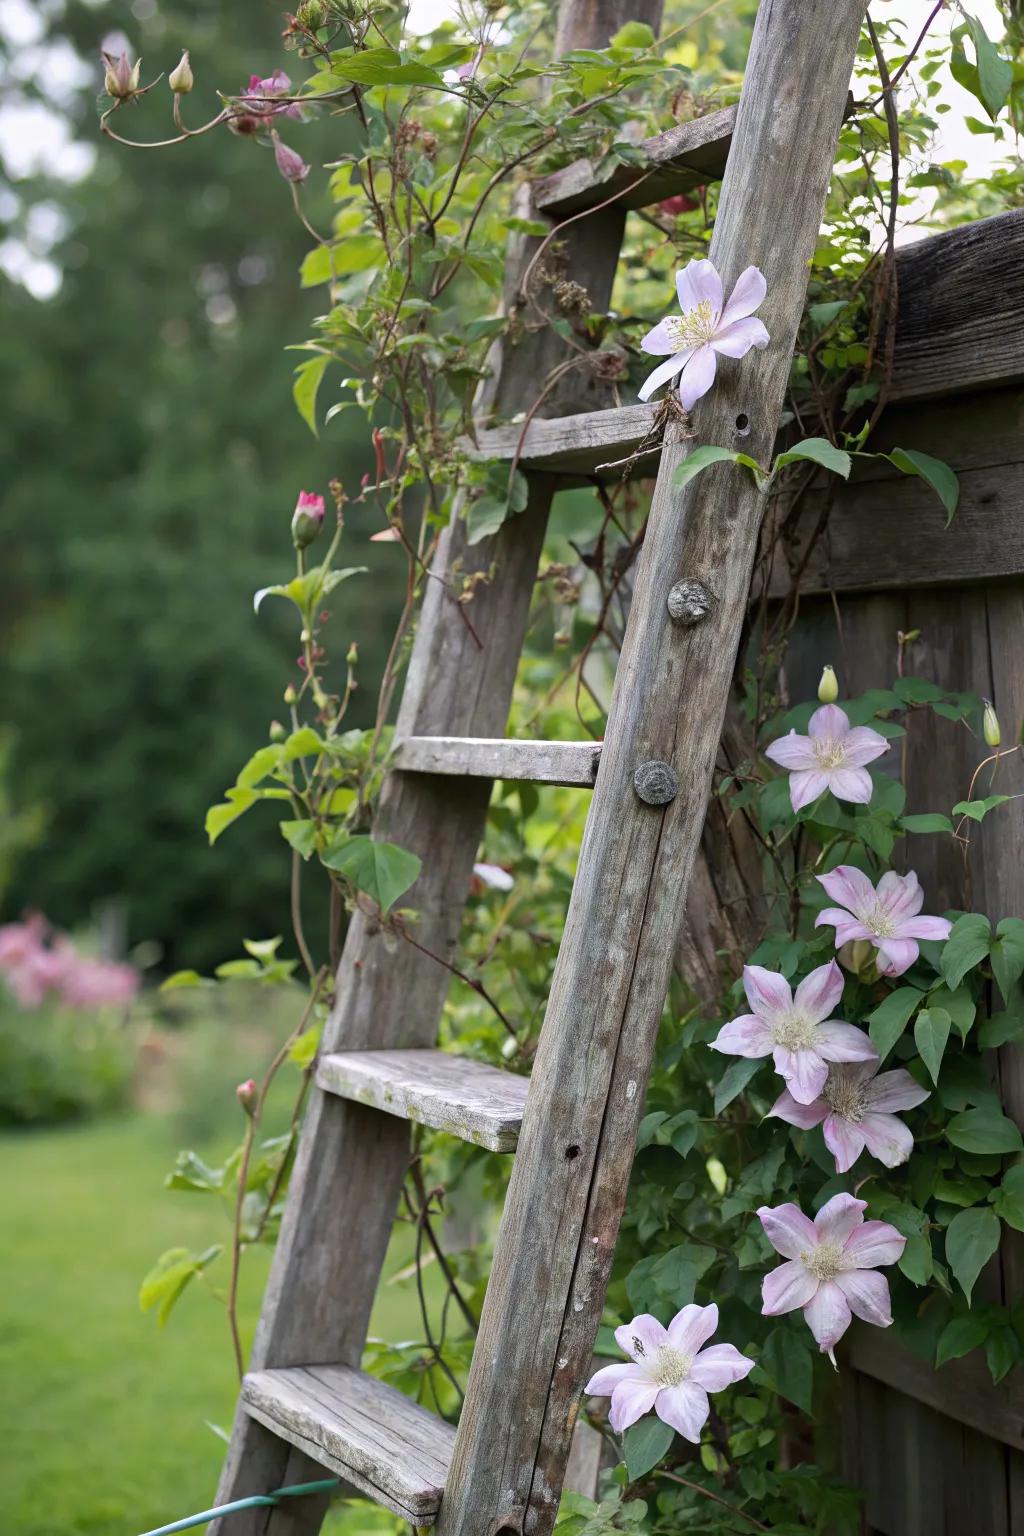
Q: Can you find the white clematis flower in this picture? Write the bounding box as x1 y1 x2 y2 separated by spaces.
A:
638 258 769 410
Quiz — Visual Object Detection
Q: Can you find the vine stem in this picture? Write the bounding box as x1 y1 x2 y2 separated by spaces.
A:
654 1469 770 1532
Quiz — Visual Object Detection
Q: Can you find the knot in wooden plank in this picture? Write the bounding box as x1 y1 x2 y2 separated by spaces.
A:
633 760 679 805
667 578 715 626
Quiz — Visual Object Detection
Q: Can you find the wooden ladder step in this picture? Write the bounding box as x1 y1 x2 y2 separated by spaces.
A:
392 735 602 786
241 1364 455 1526
533 105 735 217
464 405 658 482
317 1049 529 1152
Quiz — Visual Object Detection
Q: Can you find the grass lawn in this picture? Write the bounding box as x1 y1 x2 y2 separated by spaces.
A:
0 1112 437 1536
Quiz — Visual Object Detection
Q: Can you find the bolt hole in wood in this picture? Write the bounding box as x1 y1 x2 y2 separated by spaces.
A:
734 411 750 435
565 1144 581 1159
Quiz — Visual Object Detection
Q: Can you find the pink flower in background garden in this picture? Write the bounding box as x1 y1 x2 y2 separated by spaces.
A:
291 489 325 548
0 917 138 1012
764 703 888 812
273 135 310 184
711 960 876 1104
242 70 301 117
585 1303 753 1441
638 258 769 410
769 1059 929 1172
816 866 951 978
758 1194 905 1359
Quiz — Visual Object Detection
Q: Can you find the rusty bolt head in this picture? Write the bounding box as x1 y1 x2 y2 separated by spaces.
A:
633 760 679 805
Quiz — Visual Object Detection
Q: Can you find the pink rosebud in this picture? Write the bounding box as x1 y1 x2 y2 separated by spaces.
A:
273 134 309 184
236 1079 259 1117
291 490 325 549
658 191 700 216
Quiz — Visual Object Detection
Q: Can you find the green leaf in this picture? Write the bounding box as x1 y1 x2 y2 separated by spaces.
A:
623 1416 674 1479
927 984 976 1042
611 20 656 49
714 1056 762 1114
887 448 960 523
164 1151 224 1194
322 835 421 914
952 794 1011 822
940 913 991 988
807 299 849 330
279 819 317 860
901 813 954 835
325 47 444 87
282 727 324 762
288 1023 321 1068
160 969 211 991
758 1326 814 1414
935 1312 989 1367
914 1007 951 1086
465 493 511 545
868 987 923 1061
945 1207 1001 1303
205 788 259 845
986 1325 1022 1384
990 1164 1024 1232
964 14 1013 118
293 354 329 436
139 1244 222 1327
978 1009 1024 1049
773 436 850 478
236 744 284 789
946 1108 1023 1155
990 918 1024 1000
673 445 748 493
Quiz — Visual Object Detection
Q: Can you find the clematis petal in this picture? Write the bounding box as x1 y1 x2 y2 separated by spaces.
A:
711 1012 774 1057
763 731 818 770
609 1377 661 1432
719 264 767 326
688 1342 755 1393
842 1219 906 1269
815 909 873 947
789 769 831 812
678 346 718 410
743 965 793 1023
615 1314 670 1363
815 1022 878 1063
866 1068 930 1114
875 938 919 977
895 915 953 942
655 1380 710 1443
822 1112 866 1173
825 766 874 804
813 1192 866 1245
841 726 890 767
835 1267 893 1328
586 1362 646 1396
677 258 723 317
803 1279 852 1351
774 1045 828 1105
859 1111 915 1167
794 960 845 1023
640 319 683 356
638 350 691 402
758 1202 818 1260
878 869 922 919
817 865 877 915
710 316 770 357
769 1088 828 1129
761 1258 819 1314
667 1302 719 1356
808 703 851 740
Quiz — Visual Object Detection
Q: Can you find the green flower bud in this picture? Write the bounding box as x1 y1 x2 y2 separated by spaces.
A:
169 50 194 94
817 665 839 704
296 0 328 28
983 700 1001 748
269 720 286 742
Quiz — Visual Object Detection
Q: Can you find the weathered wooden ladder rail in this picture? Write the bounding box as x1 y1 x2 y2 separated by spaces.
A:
212 2 876 1531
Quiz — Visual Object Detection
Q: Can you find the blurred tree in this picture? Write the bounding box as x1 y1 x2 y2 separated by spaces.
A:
0 0 401 969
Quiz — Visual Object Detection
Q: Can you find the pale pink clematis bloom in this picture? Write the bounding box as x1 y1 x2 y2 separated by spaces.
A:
638 258 769 411
816 866 952 978
769 1060 929 1173
764 703 888 813
759 1194 905 1360
710 960 876 1104
585 1303 753 1442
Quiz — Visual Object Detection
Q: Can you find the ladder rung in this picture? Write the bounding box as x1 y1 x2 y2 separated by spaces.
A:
533 105 735 218
241 1364 455 1525
317 1049 529 1152
393 735 602 786
464 405 657 482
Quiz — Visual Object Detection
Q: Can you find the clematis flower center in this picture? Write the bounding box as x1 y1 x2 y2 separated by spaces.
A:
862 902 896 939
814 737 848 770
651 1344 692 1388
771 1011 818 1051
800 1240 845 1281
665 299 719 350
823 1071 867 1122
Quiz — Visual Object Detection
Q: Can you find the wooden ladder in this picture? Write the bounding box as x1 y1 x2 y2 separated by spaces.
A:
212 3 866 1532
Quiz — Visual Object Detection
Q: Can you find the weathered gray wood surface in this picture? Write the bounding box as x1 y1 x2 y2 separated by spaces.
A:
436 6 868 1534
393 735 602 787
211 0 664 1530
316 1048 529 1152
466 403 659 480
241 1365 455 1524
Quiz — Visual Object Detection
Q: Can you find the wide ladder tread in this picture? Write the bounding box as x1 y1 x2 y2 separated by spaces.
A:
392 735 602 787
241 1364 455 1525
316 1048 529 1152
463 405 658 482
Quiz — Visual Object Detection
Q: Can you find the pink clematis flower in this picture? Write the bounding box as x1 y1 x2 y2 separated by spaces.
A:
638 258 769 411
764 703 888 813
711 960 876 1104
816 866 952 978
769 1059 929 1173
758 1194 905 1360
585 1303 753 1442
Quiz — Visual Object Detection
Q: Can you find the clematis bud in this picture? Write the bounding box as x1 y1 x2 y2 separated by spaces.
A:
103 50 142 100
983 700 1001 748
236 1079 258 1117
283 683 297 705
169 50 193 93
346 642 358 666
292 490 325 549
273 134 310 184
296 0 328 26
838 938 878 981
817 665 839 703
269 720 286 742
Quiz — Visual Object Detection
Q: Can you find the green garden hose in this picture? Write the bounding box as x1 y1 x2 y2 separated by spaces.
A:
137 1476 340 1536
